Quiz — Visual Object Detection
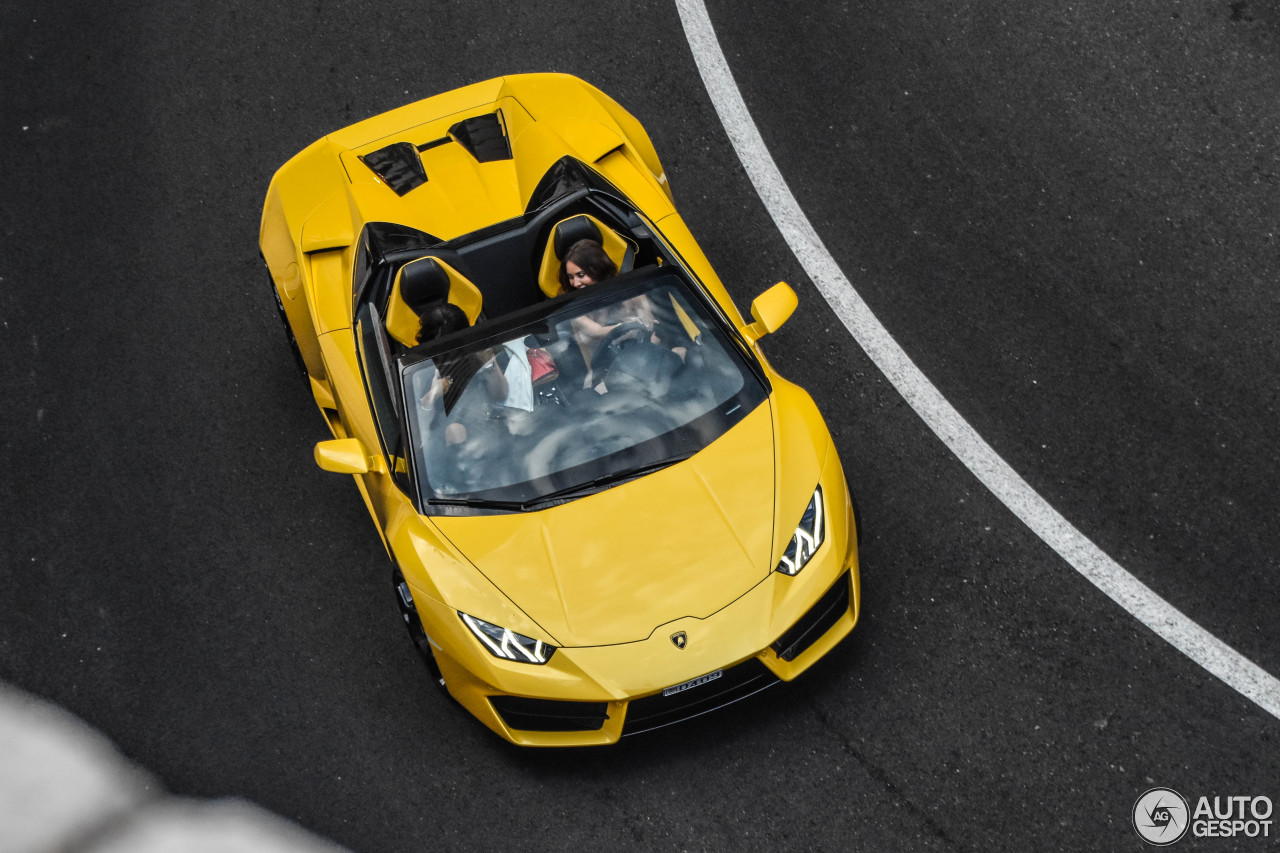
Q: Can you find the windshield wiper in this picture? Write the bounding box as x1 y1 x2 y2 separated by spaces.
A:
427 454 694 513
426 497 529 511
522 453 694 509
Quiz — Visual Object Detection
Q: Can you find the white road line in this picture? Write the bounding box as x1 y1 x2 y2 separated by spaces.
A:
674 0 1280 721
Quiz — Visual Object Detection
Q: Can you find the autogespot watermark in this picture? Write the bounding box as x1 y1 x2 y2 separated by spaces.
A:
1133 787 1274 845
1134 788 1190 845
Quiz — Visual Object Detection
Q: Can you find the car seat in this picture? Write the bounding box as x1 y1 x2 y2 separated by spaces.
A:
536 214 637 298
386 257 484 347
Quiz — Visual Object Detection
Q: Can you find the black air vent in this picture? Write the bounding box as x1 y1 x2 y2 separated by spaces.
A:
771 572 850 662
489 696 608 732
622 658 779 735
360 142 427 196
449 112 512 163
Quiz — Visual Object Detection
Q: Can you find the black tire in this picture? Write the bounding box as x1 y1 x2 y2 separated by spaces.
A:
393 569 447 691
266 264 308 379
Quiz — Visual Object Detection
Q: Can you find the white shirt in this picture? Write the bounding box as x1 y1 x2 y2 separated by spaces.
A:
501 339 535 412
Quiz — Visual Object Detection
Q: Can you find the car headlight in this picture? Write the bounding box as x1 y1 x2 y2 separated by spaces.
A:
775 486 825 576
459 612 556 664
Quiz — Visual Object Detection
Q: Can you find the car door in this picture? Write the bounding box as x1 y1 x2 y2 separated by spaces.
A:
351 302 416 544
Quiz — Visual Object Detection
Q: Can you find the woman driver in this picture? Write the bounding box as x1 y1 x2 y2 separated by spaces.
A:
559 239 619 294
559 240 686 389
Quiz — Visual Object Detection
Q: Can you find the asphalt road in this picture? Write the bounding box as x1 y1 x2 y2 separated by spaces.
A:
2 1 1277 851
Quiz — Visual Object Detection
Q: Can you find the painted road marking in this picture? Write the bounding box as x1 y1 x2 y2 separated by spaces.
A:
674 0 1280 721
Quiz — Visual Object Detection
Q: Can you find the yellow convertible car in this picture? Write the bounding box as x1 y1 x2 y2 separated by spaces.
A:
260 74 861 746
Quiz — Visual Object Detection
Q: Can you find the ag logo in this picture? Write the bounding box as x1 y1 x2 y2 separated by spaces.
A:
670 631 687 649
1133 788 1189 846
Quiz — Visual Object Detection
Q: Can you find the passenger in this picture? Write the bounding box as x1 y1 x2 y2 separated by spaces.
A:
416 301 469 345
416 303 506 445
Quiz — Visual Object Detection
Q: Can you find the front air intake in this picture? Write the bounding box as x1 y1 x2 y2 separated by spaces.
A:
489 696 609 732
771 572 851 662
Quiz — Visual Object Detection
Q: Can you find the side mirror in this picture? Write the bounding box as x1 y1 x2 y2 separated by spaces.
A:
314 438 372 474
741 282 798 344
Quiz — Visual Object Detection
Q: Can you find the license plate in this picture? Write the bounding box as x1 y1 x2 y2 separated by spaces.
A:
662 669 723 696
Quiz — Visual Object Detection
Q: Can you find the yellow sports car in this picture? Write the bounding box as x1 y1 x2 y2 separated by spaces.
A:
260 74 861 746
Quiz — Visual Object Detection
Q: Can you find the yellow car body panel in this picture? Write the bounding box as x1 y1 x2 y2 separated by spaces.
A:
651 212 748 328
326 78 507 150
260 74 862 746
407 442 858 747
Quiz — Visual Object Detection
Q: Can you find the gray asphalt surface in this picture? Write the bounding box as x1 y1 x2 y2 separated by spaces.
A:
2 1 1277 851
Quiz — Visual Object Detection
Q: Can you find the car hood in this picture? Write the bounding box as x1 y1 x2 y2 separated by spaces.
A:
431 403 776 647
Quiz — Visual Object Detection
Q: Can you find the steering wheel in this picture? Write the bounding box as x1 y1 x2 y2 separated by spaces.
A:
589 320 650 379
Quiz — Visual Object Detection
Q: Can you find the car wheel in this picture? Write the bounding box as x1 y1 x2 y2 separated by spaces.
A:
266 264 308 379
393 570 447 691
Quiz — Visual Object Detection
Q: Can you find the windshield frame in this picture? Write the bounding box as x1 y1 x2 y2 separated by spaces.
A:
398 265 770 515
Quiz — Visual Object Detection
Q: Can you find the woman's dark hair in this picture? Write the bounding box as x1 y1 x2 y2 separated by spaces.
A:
416 301 469 345
558 239 617 294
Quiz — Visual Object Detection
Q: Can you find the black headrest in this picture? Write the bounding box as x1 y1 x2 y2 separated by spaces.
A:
399 258 450 311
553 216 603 260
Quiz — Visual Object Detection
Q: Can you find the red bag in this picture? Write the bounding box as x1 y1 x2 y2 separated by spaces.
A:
527 347 558 385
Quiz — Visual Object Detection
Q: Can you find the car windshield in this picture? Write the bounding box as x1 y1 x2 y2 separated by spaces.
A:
401 270 768 511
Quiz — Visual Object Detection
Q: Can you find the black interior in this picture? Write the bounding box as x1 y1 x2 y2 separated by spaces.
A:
352 159 668 328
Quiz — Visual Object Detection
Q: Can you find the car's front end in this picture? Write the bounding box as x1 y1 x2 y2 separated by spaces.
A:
391 267 860 746
399 428 858 746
